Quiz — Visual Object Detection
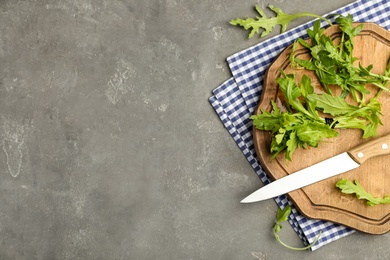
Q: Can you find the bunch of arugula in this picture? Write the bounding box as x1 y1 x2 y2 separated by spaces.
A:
291 15 390 104
251 15 390 160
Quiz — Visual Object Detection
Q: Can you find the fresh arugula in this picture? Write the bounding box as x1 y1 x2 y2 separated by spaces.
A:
251 74 339 160
273 205 322 250
291 16 390 104
306 91 383 138
336 178 390 206
230 5 332 38
251 69 385 160
250 12 390 160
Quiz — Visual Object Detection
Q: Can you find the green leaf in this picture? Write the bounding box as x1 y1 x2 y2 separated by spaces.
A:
296 122 338 147
285 131 298 161
276 205 291 222
293 57 317 70
277 73 318 120
336 14 364 39
275 128 287 144
230 5 332 38
362 122 378 138
250 101 283 133
273 223 282 234
270 137 287 159
251 112 282 133
306 93 357 116
358 63 373 76
333 115 366 130
336 178 390 206
306 20 325 45
338 96 383 138
298 38 311 49
300 75 314 97
277 73 301 100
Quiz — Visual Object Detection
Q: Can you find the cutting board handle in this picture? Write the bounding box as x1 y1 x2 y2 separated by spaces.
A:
348 134 390 164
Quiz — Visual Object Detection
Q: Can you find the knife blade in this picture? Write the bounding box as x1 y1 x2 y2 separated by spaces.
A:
241 133 390 203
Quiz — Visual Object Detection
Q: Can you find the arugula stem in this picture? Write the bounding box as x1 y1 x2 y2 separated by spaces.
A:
371 82 390 93
273 205 323 250
339 32 345 56
353 76 390 92
366 70 390 81
274 230 323 250
290 13 333 25
376 88 383 98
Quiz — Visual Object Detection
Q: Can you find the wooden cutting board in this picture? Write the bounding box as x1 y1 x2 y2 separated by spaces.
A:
253 22 390 234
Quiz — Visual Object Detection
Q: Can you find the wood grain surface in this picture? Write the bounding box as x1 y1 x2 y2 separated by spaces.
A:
254 23 390 234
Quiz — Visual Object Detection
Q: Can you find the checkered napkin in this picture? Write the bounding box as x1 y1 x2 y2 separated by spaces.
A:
209 0 390 251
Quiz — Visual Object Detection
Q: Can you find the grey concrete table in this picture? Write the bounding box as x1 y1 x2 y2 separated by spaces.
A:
1 0 390 259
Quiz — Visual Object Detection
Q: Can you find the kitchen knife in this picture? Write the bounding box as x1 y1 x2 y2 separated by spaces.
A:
241 134 390 203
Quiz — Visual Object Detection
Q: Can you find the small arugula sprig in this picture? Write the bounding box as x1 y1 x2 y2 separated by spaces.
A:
230 5 332 38
336 178 390 206
274 205 322 250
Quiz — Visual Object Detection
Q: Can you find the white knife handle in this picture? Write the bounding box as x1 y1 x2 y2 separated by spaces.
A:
348 133 390 164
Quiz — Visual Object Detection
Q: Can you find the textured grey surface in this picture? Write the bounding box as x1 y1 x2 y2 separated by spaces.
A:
1 0 390 259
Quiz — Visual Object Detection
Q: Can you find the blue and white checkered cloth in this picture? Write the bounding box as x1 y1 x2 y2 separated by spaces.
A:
209 0 390 250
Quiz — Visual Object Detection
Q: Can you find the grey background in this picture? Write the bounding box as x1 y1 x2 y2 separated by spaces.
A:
1 0 389 259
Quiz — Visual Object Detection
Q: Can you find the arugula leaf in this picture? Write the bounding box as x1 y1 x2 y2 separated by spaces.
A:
331 115 366 131
277 72 319 120
300 75 321 119
296 122 338 147
230 5 332 38
285 131 299 161
250 101 283 133
306 19 326 46
334 95 383 138
336 14 363 60
336 179 390 206
306 93 357 116
276 205 291 222
299 74 314 97
273 205 322 250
